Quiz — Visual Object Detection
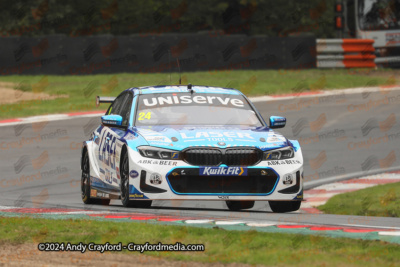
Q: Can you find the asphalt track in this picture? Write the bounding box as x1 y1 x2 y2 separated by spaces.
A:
1 88 400 229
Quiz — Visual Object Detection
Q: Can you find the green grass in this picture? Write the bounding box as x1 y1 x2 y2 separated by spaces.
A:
0 216 399 266
0 69 397 120
319 182 400 217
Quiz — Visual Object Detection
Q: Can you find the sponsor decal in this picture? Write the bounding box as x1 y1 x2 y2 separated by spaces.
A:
104 120 118 125
259 143 289 149
124 133 137 140
145 136 171 142
265 153 275 160
138 111 152 121
200 167 247 176
273 117 286 122
137 160 178 166
129 193 144 198
172 152 179 159
180 169 186 175
283 174 294 185
218 196 229 199
90 189 97 197
141 95 245 108
180 131 254 139
105 169 113 184
267 136 286 143
99 132 117 171
97 192 109 198
150 173 162 185
294 190 303 200
267 159 301 166
386 32 400 44
136 129 163 136
130 170 139 178
146 142 175 147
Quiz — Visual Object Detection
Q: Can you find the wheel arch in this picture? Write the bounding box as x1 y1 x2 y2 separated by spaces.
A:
81 143 88 171
120 144 128 175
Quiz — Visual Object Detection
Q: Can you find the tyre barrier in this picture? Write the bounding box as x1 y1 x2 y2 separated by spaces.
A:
316 39 376 68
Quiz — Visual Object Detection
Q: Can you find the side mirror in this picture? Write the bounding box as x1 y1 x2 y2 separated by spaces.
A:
101 115 123 127
269 116 286 129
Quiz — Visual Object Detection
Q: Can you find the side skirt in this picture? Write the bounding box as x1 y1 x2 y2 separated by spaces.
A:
90 186 120 199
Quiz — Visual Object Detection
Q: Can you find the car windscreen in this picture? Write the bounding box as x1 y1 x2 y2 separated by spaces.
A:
135 93 263 126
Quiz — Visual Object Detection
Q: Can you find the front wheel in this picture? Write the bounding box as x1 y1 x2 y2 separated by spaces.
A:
81 150 110 205
226 201 255 211
120 152 152 208
269 201 301 213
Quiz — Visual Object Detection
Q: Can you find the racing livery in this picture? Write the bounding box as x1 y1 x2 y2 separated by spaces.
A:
81 85 304 212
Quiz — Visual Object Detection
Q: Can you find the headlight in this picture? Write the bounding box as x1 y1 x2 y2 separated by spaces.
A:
264 147 294 160
138 146 180 160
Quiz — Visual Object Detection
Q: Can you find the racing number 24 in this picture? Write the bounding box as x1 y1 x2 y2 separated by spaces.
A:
138 112 151 121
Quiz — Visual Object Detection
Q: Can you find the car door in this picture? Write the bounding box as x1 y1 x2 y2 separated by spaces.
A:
111 93 133 186
97 92 130 189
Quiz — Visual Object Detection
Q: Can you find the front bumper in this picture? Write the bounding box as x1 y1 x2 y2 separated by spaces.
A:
166 167 279 195
127 147 303 201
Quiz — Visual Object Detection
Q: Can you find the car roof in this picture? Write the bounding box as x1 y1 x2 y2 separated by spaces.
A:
124 85 242 96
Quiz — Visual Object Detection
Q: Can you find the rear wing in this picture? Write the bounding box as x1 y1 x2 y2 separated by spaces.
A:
96 96 116 107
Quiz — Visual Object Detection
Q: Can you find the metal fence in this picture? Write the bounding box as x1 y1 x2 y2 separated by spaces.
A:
0 34 316 75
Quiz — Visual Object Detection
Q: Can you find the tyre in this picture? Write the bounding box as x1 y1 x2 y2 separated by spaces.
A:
269 201 301 213
120 152 152 208
81 150 110 205
226 200 255 211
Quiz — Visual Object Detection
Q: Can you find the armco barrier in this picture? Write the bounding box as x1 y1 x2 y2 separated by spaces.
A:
316 39 376 68
0 34 316 75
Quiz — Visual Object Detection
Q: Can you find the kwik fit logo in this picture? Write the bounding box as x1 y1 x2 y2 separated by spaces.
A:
200 167 247 176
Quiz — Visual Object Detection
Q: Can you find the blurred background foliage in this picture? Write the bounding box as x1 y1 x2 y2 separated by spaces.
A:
0 0 335 37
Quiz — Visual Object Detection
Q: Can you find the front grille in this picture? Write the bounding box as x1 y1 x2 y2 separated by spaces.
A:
225 148 261 166
182 147 262 166
167 168 278 194
183 148 222 166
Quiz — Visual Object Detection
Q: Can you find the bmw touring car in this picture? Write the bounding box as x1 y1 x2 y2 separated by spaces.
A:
81 84 304 212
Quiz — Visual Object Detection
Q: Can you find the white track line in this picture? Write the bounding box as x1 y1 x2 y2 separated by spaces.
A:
246 222 278 227
0 113 103 127
342 224 400 230
215 221 245 225
379 231 400 236
184 219 214 224
248 86 400 102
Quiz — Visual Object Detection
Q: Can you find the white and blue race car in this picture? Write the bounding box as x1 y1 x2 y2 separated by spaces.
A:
81 85 304 212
